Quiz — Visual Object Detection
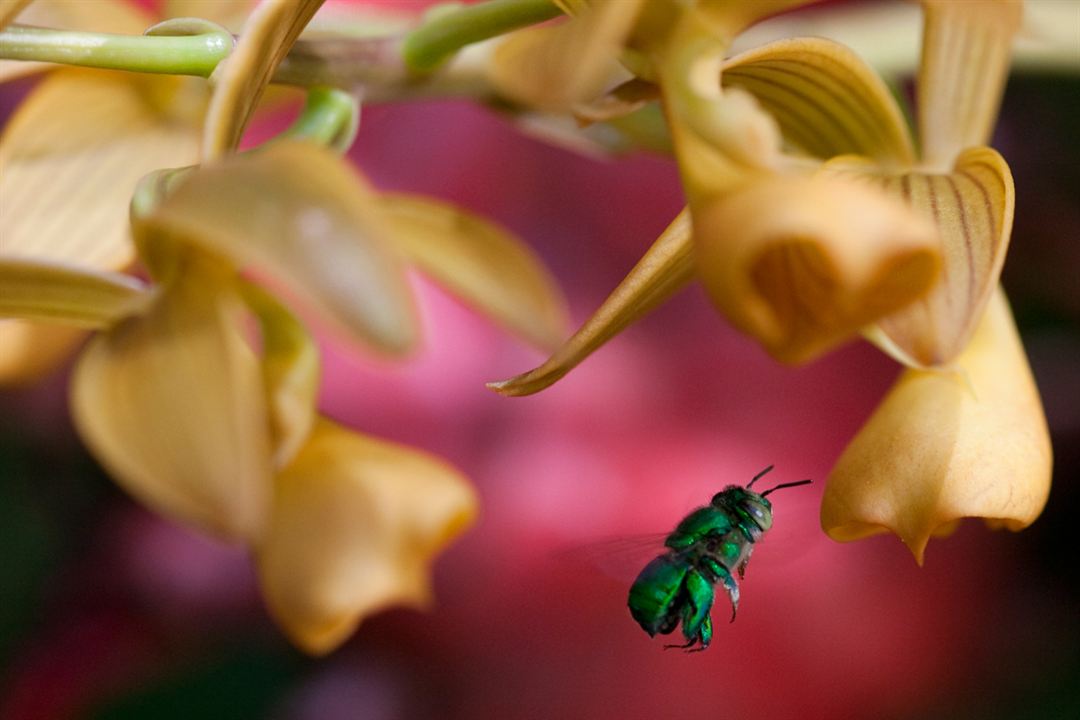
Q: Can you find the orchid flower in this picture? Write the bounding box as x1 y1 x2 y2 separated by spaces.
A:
1 0 568 652
488 0 1051 561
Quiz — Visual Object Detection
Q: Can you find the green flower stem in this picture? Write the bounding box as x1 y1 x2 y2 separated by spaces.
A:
401 0 563 72
281 86 359 153
0 24 231 77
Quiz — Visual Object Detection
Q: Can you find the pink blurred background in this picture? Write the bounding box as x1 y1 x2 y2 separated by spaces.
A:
1 2 1078 719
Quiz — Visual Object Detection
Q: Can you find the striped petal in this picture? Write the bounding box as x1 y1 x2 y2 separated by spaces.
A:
376 193 570 351
256 418 476 655
0 257 150 327
822 288 1051 564
70 254 273 543
0 69 199 382
202 0 324 159
490 209 692 396
829 147 1014 367
0 69 199 269
134 140 418 355
694 174 939 364
918 0 1022 170
239 280 320 470
722 37 915 165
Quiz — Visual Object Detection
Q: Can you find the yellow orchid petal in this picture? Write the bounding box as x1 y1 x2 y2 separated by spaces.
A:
0 257 150 327
70 254 273 543
0 321 84 385
2 0 147 32
490 209 692 396
488 0 644 111
135 140 418 356
694 174 939 364
376 192 570 351
162 0 252 29
257 418 477 655
0 69 199 269
239 279 320 470
918 0 1022 170
722 37 915 165
822 288 1051 565
0 0 32 28
202 0 323 159
834 147 1014 367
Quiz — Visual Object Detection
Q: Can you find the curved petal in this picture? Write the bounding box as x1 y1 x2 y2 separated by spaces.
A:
70 255 273 543
918 0 1021 169
833 147 1014 366
0 257 150 327
694 174 939 364
376 193 570 351
822 288 1052 564
134 140 418 355
239 279 320 470
202 0 323 159
722 37 915 165
489 209 693 396
488 0 644 111
0 69 199 270
256 418 477 655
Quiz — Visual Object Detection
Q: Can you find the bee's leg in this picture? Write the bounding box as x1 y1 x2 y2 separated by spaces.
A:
670 569 714 651
686 615 713 653
704 558 740 622
736 546 753 579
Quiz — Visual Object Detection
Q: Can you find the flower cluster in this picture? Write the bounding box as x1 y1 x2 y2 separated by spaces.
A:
0 0 1057 654
484 0 1051 563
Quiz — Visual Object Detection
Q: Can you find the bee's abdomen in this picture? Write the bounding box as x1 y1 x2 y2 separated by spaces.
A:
627 554 687 636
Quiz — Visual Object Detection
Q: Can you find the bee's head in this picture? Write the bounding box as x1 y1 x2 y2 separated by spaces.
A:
710 486 775 531
710 466 812 532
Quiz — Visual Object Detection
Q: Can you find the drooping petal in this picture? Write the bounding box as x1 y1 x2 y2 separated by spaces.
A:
822 288 1052 564
0 257 150 327
490 209 692 396
488 0 644 111
202 0 324 159
70 254 273 543
256 418 477 655
376 192 570 351
722 37 915 165
134 140 418 355
917 0 1022 170
694 174 939 364
831 147 1015 366
239 279 320 470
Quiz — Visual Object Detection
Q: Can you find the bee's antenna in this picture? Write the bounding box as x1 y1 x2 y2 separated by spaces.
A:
745 465 775 489
760 479 813 497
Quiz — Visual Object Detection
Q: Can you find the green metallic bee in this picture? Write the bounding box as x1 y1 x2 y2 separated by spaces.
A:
627 466 811 652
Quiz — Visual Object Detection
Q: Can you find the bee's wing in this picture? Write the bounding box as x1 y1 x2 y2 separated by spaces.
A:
551 532 671 583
